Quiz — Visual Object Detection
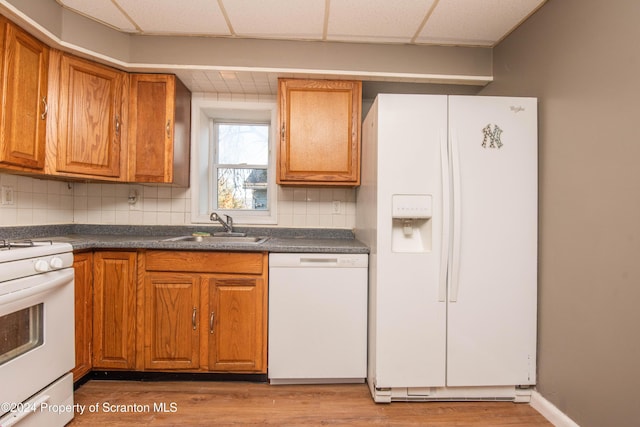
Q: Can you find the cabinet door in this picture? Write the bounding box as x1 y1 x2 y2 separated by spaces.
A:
0 17 49 170
144 273 200 370
93 251 136 369
128 74 190 185
71 252 93 381
208 275 266 372
55 54 126 178
277 79 361 186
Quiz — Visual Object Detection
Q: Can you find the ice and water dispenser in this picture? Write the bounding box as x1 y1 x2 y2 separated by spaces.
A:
391 194 432 253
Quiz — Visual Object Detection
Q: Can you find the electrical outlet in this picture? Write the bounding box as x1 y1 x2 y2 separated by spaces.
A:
332 200 341 214
1 185 15 206
128 190 141 210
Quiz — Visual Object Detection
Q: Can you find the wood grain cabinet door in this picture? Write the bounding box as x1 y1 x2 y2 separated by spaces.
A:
128 74 191 185
144 273 200 370
72 252 93 380
0 17 49 170
208 275 267 373
92 251 137 369
55 54 126 178
277 79 361 186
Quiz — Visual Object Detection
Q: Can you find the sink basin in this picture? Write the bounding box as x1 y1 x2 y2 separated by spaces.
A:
163 235 269 244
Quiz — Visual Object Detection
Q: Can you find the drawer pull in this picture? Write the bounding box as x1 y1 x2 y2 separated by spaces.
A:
209 311 215 334
115 114 121 137
192 307 197 330
41 97 48 120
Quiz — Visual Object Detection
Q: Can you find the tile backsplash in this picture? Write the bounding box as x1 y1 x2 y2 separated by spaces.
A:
0 173 74 225
0 173 356 229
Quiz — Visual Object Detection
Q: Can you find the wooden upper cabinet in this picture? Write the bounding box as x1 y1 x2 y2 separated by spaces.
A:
0 17 49 171
128 74 191 185
277 79 361 186
47 51 127 180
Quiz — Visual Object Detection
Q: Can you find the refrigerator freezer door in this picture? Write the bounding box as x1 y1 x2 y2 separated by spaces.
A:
446 96 538 386
372 94 449 388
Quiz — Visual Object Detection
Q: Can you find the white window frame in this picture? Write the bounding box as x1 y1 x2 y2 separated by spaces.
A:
190 97 278 224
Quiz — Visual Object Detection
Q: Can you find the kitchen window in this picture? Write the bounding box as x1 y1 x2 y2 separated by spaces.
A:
191 98 277 224
213 122 269 210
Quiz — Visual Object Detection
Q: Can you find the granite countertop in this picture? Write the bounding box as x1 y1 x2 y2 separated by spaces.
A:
1 224 369 254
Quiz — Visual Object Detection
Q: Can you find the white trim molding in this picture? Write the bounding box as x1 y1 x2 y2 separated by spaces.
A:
530 390 581 427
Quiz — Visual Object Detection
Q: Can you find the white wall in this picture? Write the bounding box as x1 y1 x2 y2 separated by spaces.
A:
0 172 356 228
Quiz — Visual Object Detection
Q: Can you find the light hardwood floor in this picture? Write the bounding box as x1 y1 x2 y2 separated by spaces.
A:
69 381 551 426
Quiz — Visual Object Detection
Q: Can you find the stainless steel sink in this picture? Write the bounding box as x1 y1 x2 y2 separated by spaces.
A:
162 235 269 244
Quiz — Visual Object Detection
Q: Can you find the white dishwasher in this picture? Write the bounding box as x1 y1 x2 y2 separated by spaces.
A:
268 253 368 384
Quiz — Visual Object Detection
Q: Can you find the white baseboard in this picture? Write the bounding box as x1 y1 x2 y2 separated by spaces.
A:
530 390 580 427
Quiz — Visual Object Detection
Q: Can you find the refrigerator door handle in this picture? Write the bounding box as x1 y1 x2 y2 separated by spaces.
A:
450 130 462 302
439 130 449 302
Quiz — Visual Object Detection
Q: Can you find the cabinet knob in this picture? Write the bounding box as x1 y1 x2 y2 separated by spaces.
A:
166 119 171 139
192 307 197 330
209 311 215 334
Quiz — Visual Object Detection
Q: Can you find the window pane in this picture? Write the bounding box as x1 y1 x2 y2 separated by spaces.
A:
218 124 269 165
217 168 268 210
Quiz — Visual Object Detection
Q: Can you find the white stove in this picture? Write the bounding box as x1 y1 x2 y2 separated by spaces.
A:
0 240 74 281
0 239 75 427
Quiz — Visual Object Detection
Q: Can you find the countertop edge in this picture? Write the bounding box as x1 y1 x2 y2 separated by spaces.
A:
0 225 369 254
65 238 369 254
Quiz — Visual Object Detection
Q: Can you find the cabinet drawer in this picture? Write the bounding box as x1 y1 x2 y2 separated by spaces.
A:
145 251 264 274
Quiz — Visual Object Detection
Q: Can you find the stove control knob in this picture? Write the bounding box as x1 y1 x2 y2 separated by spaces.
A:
34 259 51 272
50 257 64 269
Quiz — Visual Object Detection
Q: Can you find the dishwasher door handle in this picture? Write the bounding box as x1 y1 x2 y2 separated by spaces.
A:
299 257 339 266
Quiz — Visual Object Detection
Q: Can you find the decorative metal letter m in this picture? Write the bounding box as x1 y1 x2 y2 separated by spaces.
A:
481 124 503 149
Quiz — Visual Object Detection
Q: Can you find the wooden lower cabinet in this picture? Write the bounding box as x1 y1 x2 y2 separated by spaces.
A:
76 249 266 375
92 251 137 369
143 273 200 370
208 275 266 372
142 251 268 373
72 252 93 380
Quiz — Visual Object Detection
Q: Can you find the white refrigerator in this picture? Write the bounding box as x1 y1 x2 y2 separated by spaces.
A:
355 94 537 402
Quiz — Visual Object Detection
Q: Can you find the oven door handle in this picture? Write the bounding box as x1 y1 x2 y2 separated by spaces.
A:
0 269 73 306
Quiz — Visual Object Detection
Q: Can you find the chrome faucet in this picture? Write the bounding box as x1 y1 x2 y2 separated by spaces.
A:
210 212 233 233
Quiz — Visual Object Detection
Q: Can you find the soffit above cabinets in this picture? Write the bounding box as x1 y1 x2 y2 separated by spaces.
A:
47 0 546 94
56 0 546 46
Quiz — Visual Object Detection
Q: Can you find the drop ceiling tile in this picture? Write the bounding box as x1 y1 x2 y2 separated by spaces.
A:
225 83 245 93
58 0 137 32
189 81 208 92
327 0 436 43
251 73 270 83
239 82 257 94
416 0 545 46
221 0 325 40
116 0 230 35
204 71 226 82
